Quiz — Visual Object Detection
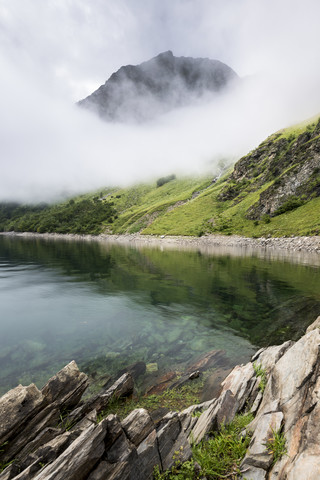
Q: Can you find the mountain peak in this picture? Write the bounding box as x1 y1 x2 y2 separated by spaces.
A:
78 52 238 122
156 50 174 58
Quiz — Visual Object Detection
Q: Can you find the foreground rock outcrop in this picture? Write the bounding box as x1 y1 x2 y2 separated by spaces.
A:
1 318 320 479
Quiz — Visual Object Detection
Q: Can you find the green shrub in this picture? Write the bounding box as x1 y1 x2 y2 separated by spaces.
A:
0 198 116 235
156 175 176 188
261 214 271 224
274 196 304 216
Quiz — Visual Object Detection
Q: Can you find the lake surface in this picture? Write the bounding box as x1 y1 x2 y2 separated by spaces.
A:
1 235 320 396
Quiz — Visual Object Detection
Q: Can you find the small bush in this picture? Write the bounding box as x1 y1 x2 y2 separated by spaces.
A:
156 175 176 188
261 214 271 224
274 196 304 216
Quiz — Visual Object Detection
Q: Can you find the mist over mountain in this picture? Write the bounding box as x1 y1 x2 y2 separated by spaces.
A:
78 51 238 122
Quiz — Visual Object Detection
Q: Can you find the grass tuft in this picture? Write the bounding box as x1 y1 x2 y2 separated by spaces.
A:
253 362 267 392
264 428 287 465
98 378 205 421
153 413 254 479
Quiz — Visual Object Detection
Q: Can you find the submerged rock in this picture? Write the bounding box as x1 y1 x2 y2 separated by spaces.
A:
118 361 146 381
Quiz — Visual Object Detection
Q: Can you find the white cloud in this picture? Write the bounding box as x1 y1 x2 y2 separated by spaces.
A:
1 0 320 201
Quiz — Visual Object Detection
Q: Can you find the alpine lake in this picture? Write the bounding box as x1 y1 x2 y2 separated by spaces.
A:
1 234 320 398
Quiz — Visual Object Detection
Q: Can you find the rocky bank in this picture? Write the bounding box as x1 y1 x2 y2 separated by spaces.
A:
1 318 320 479
3 231 320 255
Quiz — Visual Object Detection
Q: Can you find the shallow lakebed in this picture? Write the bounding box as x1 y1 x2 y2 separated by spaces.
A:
0 234 320 396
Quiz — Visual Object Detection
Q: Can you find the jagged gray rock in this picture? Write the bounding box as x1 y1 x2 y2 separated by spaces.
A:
121 408 153 447
32 421 108 480
71 372 133 423
241 465 267 480
136 429 161 479
157 412 181 470
41 360 88 408
251 340 294 373
242 411 283 470
1 405 61 463
0 384 44 445
18 431 71 472
0 361 89 465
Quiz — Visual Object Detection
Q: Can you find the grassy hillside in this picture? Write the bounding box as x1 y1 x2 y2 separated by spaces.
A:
1 115 320 237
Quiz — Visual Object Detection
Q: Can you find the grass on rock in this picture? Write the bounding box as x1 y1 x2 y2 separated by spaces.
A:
98 377 205 421
153 412 254 479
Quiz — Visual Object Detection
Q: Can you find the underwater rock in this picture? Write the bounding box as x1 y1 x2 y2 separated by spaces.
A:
118 361 146 381
189 370 200 380
186 349 228 373
146 363 158 373
201 365 232 401
145 371 177 395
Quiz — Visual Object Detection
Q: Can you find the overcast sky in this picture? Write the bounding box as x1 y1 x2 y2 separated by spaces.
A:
1 0 320 201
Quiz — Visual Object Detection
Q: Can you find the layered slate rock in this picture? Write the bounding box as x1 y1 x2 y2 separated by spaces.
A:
0 361 89 465
240 325 320 479
41 360 88 408
0 384 44 446
2 320 320 479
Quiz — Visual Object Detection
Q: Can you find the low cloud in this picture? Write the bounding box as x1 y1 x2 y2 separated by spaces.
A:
1 0 320 202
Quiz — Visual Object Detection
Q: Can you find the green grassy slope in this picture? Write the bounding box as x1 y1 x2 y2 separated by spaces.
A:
1 115 320 237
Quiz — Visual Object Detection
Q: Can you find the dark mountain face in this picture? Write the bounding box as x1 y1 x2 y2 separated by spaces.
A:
78 51 238 122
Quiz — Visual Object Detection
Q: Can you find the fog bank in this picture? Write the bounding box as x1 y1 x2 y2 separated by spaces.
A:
1 0 320 202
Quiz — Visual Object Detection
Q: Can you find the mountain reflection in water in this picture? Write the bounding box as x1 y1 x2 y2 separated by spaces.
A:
0 235 319 395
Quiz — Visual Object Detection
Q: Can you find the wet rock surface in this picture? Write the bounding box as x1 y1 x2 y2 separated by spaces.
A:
1 319 320 479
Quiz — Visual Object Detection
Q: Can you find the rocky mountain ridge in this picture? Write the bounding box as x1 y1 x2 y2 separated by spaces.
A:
219 117 320 222
78 51 237 122
1 317 320 479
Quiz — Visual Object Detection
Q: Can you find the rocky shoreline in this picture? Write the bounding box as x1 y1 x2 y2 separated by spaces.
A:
2 231 320 255
1 317 320 479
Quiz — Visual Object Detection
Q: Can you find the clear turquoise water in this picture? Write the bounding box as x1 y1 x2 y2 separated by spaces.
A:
1 235 320 395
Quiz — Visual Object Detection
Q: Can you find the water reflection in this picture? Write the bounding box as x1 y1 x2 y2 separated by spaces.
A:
0 235 319 395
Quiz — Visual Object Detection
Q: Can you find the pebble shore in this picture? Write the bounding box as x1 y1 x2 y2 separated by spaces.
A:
2 231 320 265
